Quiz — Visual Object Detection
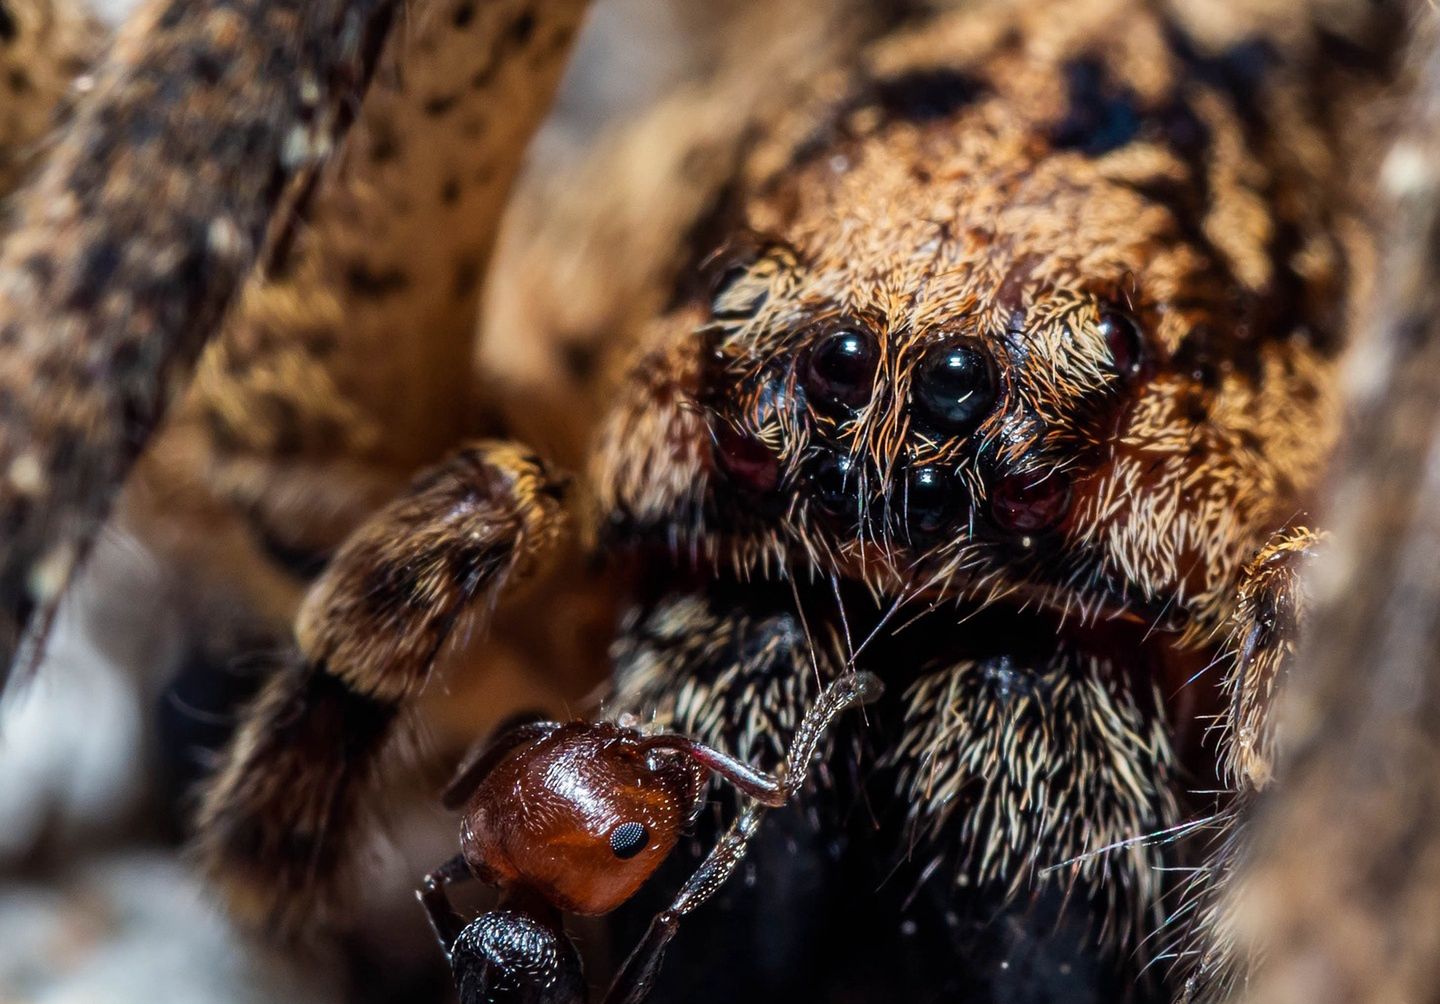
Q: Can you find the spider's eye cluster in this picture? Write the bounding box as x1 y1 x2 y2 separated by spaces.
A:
798 326 1005 540
705 304 1152 543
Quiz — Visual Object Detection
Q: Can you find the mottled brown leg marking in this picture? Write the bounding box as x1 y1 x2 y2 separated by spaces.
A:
0 0 405 684
197 441 567 930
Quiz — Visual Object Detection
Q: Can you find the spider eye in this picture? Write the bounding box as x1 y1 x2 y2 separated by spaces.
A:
902 465 957 536
990 470 1073 534
1097 308 1144 378
809 452 862 526
610 821 650 859
912 340 996 434
713 422 780 495
805 327 879 412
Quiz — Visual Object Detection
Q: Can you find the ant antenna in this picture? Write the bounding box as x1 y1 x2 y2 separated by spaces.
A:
604 671 883 1004
637 734 787 807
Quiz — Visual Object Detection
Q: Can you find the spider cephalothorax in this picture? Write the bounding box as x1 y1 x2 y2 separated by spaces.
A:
600 7 1346 640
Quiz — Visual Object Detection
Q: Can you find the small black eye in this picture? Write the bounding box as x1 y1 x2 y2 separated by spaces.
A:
610 821 650 859
1097 308 1144 378
805 327 879 412
901 465 957 536
912 341 995 434
809 452 862 526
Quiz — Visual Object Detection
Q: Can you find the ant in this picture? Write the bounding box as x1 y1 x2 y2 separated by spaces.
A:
418 672 882 1004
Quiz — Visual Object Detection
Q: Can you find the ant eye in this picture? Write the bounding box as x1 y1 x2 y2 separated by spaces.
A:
610 821 650 859
912 340 996 434
805 326 879 412
1097 307 1144 378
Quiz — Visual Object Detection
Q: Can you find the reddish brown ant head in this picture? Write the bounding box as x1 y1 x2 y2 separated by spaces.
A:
456 721 780 916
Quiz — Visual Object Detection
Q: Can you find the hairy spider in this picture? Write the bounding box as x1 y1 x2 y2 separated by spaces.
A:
0 0 1434 1001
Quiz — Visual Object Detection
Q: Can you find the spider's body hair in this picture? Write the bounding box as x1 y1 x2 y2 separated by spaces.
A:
889 649 1179 948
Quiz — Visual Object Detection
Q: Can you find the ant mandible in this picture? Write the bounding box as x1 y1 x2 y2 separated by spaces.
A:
418 672 882 1004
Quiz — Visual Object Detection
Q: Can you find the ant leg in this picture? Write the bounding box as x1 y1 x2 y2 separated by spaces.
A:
602 672 882 1004
196 442 568 930
419 853 475 960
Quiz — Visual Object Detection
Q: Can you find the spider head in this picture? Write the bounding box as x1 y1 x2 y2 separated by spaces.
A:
597 60 1340 635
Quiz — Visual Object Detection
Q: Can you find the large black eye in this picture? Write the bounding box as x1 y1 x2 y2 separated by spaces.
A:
1097 307 1144 379
610 821 650 859
912 341 995 434
805 327 879 412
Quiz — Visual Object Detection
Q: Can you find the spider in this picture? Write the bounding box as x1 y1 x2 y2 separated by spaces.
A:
0 0 1434 1001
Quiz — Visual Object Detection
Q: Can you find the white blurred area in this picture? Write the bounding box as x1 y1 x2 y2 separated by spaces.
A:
0 855 345 1004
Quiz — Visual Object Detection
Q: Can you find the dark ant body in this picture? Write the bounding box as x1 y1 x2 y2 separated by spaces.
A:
419 672 882 1004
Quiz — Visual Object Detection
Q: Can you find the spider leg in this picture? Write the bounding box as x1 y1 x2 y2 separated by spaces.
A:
0 0 591 687
195 440 568 930
1219 525 1324 796
1172 524 1322 1000
144 0 591 572
0 0 405 685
